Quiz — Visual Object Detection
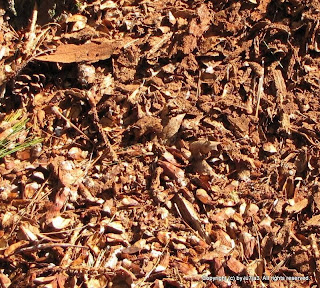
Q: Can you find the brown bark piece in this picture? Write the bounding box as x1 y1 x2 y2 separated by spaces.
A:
36 39 123 63
272 68 287 107
226 257 246 274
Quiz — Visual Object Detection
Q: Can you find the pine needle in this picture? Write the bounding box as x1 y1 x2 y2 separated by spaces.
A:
0 110 43 158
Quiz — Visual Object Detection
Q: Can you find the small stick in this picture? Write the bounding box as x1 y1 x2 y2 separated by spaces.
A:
51 106 94 144
197 70 201 98
63 89 118 161
309 234 320 285
263 41 284 70
25 1 38 52
29 1 38 35
137 242 169 286
86 92 118 161
255 67 264 118
245 61 264 118
16 243 88 254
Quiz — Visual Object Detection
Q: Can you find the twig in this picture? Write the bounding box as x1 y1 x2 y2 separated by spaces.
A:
263 41 284 70
62 89 118 161
29 1 38 35
136 242 169 287
41 224 89 235
309 234 320 285
255 65 264 118
51 106 94 144
270 253 291 276
197 70 201 98
32 264 113 276
86 91 118 161
25 1 38 52
16 243 88 254
290 127 319 147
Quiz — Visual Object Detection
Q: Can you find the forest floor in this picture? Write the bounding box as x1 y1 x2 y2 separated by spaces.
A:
0 0 320 287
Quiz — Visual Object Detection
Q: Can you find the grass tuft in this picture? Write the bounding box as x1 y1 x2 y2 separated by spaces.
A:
0 110 42 158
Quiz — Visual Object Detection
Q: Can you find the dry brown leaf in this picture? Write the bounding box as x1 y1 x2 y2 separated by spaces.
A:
66 14 87 32
68 147 88 160
189 140 220 158
51 216 72 230
36 39 123 63
121 197 139 207
286 198 309 214
103 221 125 234
246 259 264 278
157 231 171 245
158 160 186 186
240 232 256 258
1 1 320 286
155 252 170 272
263 142 277 153
305 214 320 227
195 188 214 205
4 240 29 257
174 194 211 244
162 114 185 141
0 273 11 288
33 276 57 285
192 159 217 177
19 222 39 241
175 260 198 276
85 276 108 288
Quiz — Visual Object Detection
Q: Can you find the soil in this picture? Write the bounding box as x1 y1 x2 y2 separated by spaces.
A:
0 0 320 287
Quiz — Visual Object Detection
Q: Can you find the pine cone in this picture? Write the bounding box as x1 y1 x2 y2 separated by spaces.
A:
13 73 46 106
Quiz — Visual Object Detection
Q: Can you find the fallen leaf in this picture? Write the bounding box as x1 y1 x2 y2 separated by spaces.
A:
36 39 123 63
286 198 309 214
174 194 211 244
306 214 320 227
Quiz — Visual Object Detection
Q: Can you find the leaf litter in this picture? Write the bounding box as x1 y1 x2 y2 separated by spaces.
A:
0 0 320 287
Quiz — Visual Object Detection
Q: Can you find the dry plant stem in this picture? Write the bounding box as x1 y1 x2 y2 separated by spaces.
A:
2 2 320 286
123 38 140 49
29 2 38 35
42 224 89 235
270 253 291 276
16 242 89 254
309 234 320 285
8 175 49 238
86 92 118 161
173 201 210 244
290 127 319 147
263 41 284 70
252 218 262 259
25 1 38 53
51 106 93 144
137 242 169 286
63 89 118 161
0 23 18 39
37 265 113 276
146 32 173 58
27 176 50 216
8 178 51 237
60 224 84 267
197 70 201 98
94 250 106 268
255 72 264 118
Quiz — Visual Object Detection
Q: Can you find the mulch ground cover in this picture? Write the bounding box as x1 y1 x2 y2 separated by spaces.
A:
0 0 320 287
